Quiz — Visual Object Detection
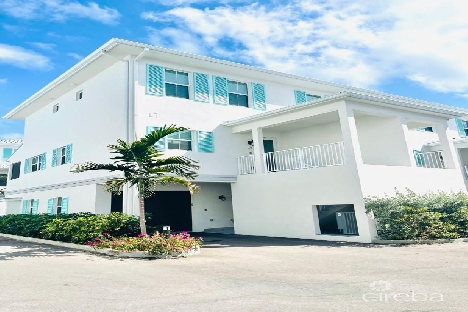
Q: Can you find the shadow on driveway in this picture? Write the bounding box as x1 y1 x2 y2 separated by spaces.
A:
0 237 80 261
193 233 399 249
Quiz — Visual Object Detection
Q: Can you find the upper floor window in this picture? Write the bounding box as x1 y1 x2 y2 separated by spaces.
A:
2 148 15 162
31 154 45 172
167 131 192 151
306 94 321 102
10 162 21 180
52 144 72 167
59 146 66 165
165 69 189 99
76 90 83 101
228 80 248 107
53 103 60 113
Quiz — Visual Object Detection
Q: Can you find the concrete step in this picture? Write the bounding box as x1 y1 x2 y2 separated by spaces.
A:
204 227 235 234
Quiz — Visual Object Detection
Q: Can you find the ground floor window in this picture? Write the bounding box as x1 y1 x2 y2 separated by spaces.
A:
316 204 358 235
55 197 63 214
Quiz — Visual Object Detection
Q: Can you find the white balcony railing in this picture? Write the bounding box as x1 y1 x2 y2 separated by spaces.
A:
237 155 256 175
262 142 345 173
414 151 445 169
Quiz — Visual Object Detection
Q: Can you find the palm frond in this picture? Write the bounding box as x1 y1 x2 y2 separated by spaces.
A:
71 162 133 174
142 125 188 149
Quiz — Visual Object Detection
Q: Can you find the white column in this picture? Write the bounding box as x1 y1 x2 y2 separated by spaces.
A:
434 122 460 170
338 105 363 167
252 127 265 173
399 117 417 167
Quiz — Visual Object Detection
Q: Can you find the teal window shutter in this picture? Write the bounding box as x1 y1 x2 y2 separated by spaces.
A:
31 199 39 214
198 131 214 153
21 200 28 214
40 153 46 170
146 64 165 96
252 82 267 110
24 158 30 174
294 90 307 105
65 144 73 164
213 76 228 105
47 198 54 214
61 197 69 214
52 148 58 167
455 118 467 137
2 148 13 161
194 72 210 103
413 150 425 167
147 126 166 151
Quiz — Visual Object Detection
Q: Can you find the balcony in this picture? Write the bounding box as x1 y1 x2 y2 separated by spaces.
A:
237 142 345 174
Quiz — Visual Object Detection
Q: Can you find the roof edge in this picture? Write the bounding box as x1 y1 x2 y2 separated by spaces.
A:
224 91 468 127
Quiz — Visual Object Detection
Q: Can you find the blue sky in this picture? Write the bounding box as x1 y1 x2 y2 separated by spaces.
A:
1 0 467 139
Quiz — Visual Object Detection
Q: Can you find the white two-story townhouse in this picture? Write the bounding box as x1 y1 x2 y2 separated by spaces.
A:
3 38 468 243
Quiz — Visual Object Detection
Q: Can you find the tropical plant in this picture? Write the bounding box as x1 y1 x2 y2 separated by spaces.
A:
71 125 200 234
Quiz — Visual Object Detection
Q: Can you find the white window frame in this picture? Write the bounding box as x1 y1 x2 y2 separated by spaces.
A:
227 80 249 107
55 197 63 214
164 69 190 99
30 154 45 172
167 130 193 151
59 146 67 165
29 199 34 214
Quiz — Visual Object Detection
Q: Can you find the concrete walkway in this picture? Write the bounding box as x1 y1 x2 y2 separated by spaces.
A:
1 234 467 311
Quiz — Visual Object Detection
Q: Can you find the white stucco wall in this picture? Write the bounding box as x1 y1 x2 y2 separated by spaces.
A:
355 115 411 166
95 185 112 214
6 62 127 194
278 122 343 150
231 165 373 243
359 165 466 197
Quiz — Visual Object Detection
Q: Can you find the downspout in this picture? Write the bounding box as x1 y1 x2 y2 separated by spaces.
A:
133 48 149 141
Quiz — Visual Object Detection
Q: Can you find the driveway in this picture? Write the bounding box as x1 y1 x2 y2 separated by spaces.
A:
0 234 467 312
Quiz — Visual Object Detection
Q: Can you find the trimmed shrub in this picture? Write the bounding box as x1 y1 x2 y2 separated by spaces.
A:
41 213 140 244
0 213 140 244
366 190 468 240
88 232 203 256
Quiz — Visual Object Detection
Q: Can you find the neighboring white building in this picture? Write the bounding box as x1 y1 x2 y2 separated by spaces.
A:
3 38 468 243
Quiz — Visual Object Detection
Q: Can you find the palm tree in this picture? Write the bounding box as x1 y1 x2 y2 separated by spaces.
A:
71 125 200 234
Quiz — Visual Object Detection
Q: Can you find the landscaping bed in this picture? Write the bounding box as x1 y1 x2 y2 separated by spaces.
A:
0 213 202 258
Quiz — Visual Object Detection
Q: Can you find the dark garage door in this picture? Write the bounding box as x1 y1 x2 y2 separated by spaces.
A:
144 191 192 231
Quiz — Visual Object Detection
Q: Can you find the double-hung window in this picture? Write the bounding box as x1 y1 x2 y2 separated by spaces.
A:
59 146 66 165
165 69 189 99
55 197 63 214
31 154 45 172
167 131 192 151
228 80 248 107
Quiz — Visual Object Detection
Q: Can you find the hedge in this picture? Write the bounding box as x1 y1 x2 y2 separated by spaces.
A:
365 190 468 240
0 213 141 244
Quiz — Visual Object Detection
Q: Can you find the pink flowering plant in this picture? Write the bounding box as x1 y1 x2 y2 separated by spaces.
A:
86 231 203 256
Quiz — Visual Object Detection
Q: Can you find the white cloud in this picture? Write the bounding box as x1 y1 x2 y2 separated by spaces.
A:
28 42 57 51
0 0 120 25
0 43 51 70
0 133 23 140
67 52 83 60
141 0 468 95
0 78 7 84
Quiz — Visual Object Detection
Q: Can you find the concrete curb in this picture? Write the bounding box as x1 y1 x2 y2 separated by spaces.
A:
0 233 200 259
372 238 468 245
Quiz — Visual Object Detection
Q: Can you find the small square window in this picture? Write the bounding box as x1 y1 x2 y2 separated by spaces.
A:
76 90 83 101
53 104 59 113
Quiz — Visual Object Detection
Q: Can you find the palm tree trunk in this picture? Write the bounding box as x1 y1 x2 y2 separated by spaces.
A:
139 196 147 235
